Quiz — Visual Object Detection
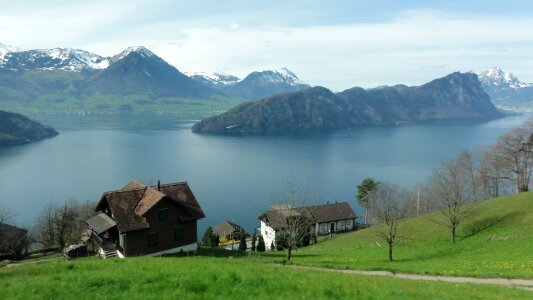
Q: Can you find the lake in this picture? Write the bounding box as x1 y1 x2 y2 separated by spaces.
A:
0 113 530 234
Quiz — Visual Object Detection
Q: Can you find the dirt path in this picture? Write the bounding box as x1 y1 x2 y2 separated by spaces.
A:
283 265 533 291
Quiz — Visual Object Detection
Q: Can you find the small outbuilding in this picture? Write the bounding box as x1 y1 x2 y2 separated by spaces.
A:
212 220 246 242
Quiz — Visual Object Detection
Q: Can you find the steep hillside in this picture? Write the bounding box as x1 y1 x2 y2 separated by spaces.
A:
0 110 58 146
193 72 503 134
192 87 352 133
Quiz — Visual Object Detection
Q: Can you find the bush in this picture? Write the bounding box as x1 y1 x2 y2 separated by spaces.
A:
256 235 265 252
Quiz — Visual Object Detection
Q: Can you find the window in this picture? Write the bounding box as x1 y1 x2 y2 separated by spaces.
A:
175 227 184 241
148 232 158 247
159 208 169 221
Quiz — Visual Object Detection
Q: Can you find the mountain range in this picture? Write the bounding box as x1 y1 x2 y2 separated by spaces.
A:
477 67 533 112
192 72 503 134
0 43 310 113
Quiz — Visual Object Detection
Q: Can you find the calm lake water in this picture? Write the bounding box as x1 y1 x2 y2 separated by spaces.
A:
0 113 530 234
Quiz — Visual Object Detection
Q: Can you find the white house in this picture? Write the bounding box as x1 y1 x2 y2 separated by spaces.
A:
259 202 356 250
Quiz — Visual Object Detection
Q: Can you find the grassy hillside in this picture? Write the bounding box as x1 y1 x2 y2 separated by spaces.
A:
1 256 530 299
283 192 533 278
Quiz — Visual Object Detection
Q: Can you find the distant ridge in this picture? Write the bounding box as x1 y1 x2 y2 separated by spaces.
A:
192 72 503 134
186 68 311 100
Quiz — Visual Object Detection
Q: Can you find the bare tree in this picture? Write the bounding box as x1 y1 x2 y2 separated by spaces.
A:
36 203 57 247
478 148 513 199
369 182 409 262
272 176 312 261
428 155 479 242
492 119 533 193
35 200 95 249
0 205 13 224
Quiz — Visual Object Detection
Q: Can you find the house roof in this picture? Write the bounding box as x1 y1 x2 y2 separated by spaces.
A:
94 180 205 233
258 202 356 230
307 202 357 223
212 220 243 237
85 212 117 234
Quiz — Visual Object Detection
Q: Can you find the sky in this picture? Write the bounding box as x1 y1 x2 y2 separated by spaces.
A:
1 0 533 90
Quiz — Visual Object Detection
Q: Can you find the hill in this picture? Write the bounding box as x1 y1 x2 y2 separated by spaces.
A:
0 110 58 146
192 72 503 134
285 191 533 278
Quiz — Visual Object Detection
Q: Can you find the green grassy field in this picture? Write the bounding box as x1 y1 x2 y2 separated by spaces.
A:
1 256 531 299
274 192 533 278
1 192 532 299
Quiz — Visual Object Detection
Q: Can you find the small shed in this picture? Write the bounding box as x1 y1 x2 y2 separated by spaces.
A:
212 220 246 241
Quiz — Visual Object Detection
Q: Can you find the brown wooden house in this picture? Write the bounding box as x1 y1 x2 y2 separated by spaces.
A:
85 180 205 258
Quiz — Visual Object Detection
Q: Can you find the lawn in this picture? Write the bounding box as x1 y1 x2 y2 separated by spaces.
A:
267 192 533 278
1 256 530 299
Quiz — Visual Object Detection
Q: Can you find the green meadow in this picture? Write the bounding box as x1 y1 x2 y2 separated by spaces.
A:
1 192 532 299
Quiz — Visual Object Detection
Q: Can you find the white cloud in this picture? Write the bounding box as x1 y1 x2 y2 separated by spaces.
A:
1 6 533 90
138 12 533 89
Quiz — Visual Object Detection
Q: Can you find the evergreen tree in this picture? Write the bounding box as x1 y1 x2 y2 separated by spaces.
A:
357 177 380 224
238 231 247 252
212 233 220 247
256 235 265 252
202 226 217 247
251 232 257 252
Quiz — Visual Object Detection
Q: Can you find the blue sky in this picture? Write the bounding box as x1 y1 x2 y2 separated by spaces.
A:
1 0 533 90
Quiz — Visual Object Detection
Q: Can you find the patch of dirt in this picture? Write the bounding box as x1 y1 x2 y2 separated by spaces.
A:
283 265 533 291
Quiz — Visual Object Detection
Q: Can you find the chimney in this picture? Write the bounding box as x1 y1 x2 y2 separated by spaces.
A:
157 180 161 191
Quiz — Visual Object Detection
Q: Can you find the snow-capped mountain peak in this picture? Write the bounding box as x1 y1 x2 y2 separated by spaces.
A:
0 47 108 71
0 42 20 60
185 71 240 85
110 46 160 64
249 67 306 86
478 67 531 89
